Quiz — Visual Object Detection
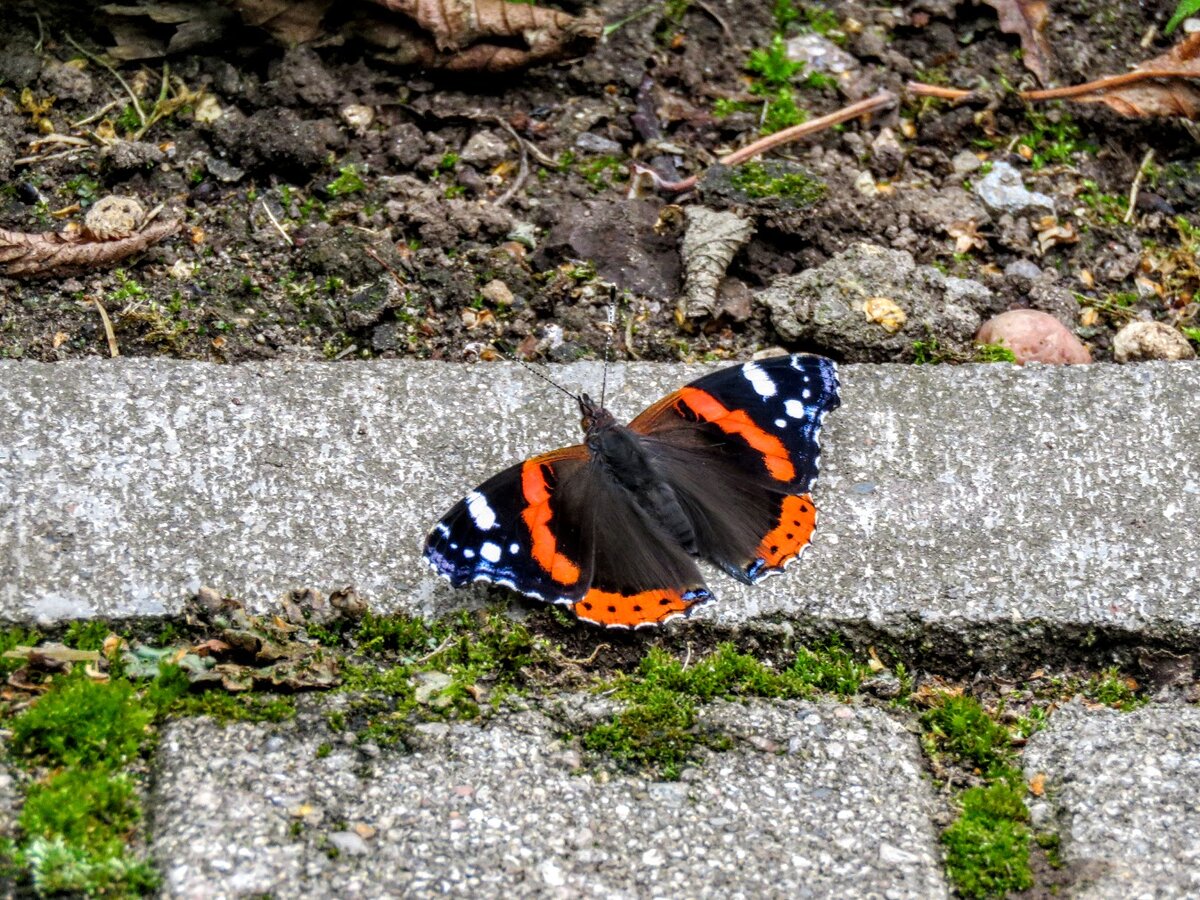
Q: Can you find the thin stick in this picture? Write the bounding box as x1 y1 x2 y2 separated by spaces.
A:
907 68 1200 105
645 91 897 193
559 642 611 665
1023 69 1200 101
1124 148 1155 225
92 297 120 358
71 100 120 128
259 199 294 247
364 245 406 289
414 634 455 665
490 117 529 207
65 34 146 129
14 148 91 167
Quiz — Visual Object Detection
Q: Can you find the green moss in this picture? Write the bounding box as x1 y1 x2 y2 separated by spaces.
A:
1082 667 1144 711
584 641 868 779
20 769 141 857
576 156 627 191
921 694 1013 776
1017 107 1095 170
974 342 1018 363
729 161 827 203
942 777 1033 898
166 690 296 724
325 165 365 197
10 673 153 770
64 620 111 652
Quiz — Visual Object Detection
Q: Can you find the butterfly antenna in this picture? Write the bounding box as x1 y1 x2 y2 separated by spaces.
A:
600 289 617 408
514 356 582 404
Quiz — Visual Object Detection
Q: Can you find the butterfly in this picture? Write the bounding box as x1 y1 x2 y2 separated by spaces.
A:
424 354 840 629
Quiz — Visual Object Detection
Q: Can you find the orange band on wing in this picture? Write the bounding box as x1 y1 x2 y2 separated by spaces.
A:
676 388 795 482
572 586 706 628
755 494 816 568
520 460 582 585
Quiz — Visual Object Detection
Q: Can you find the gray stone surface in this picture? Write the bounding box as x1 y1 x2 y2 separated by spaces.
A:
2 360 1200 658
758 243 985 361
1024 703 1200 898
151 699 948 899
973 160 1055 216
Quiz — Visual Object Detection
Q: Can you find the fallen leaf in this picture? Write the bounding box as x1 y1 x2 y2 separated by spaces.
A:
225 0 602 71
947 221 988 253
1029 772 1046 796
680 207 754 319
0 218 178 278
984 0 1054 86
863 296 907 333
1034 217 1078 254
1057 33 1200 117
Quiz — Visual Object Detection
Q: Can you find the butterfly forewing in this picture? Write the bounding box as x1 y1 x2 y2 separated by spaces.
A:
424 447 593 605
629 354 840 582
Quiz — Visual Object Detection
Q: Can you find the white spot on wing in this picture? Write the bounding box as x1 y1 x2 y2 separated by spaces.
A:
775 418 787 428
480 542 502 563
463 548 476 558
785 399 806 418
435 523 450 537
466 491 497 530
742 362 777 398
509 543 520 554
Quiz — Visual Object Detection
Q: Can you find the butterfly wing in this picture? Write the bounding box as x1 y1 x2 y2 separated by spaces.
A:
424 446 712 628
629 354 840 583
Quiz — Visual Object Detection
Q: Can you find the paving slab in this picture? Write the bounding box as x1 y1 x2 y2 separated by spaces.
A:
150 698 947 899
1023 703 1200 899
2 360 1199 657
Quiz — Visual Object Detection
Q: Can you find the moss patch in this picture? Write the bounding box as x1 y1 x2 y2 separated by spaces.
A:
583 640 869 779
919 692 1033 898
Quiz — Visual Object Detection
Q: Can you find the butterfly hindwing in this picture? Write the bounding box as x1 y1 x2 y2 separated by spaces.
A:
629 354 839 583
425 447 713 628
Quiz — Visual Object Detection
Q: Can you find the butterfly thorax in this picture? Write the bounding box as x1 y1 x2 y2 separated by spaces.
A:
579 394 699 556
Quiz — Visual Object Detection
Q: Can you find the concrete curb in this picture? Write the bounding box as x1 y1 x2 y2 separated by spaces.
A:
2 359 1198 663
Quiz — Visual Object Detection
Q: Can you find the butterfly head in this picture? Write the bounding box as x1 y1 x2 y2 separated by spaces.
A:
578 393 615 435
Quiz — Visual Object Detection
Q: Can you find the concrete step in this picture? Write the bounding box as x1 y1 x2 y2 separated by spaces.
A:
1023 703 1200 899
150 698 949 899
3 359 1199 662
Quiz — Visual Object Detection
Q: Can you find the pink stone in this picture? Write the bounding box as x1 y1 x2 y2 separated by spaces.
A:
976 309 1091 364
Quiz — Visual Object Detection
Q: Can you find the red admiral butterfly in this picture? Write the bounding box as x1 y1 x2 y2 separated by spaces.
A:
424 354 840 629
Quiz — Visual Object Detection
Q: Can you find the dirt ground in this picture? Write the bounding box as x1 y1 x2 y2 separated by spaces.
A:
0 0 1195 365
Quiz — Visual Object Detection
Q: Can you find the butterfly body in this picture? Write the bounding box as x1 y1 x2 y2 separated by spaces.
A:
425 354 840 629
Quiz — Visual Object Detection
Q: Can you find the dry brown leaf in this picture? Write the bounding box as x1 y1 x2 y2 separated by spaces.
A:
984 0 1053 86
225 0 601 71
1070 33 1200 117
946 221 988 253
0 218 178 278
232 0 333 44
1028 772 1046 796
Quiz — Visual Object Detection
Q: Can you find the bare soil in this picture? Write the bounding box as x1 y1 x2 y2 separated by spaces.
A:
0 0 1195 365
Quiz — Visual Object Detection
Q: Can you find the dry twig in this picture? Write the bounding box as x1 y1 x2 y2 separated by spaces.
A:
91 297 120 358
644 91 897 193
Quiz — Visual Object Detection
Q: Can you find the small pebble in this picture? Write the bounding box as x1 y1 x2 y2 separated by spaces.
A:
976 309 1091 364
1112 321 1196 363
